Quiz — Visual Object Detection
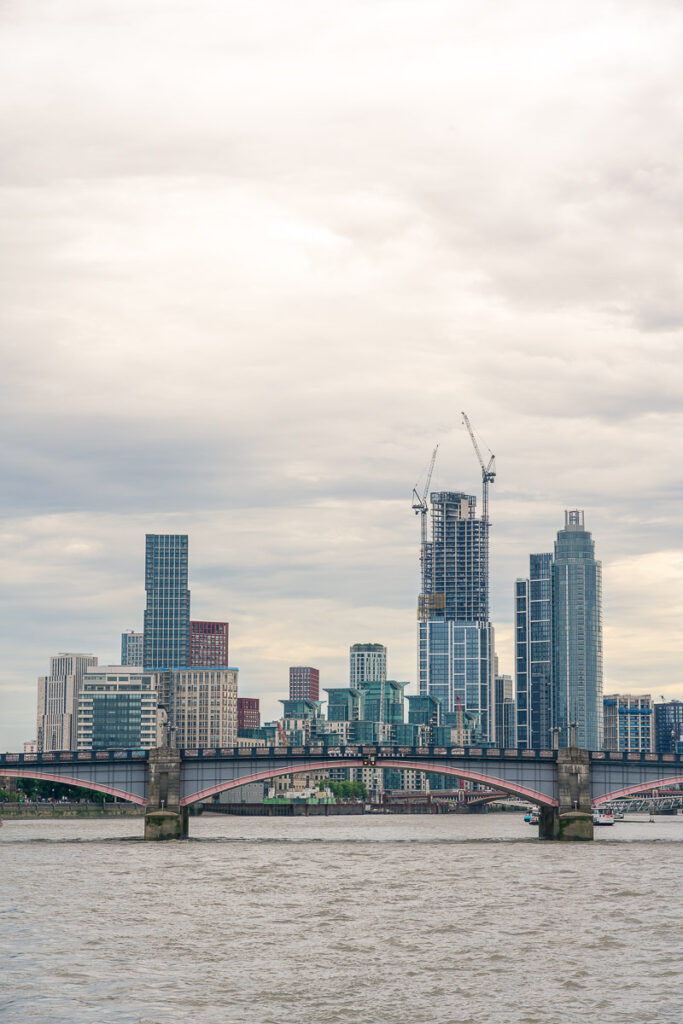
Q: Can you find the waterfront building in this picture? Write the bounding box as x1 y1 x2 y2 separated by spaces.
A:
237 697 260 730
189 621 229 667
23 740 38 754
515 552 553 748
289 666 320 701
76 667 159 750
280 699 322 745
654 700 683 753
37 652 98 751
358 680 406 725
161 667 238 748
407 694 441 728
551 511 603 750
515 511 603 751
494 674 516 749
143 534 191 671
121 631 143 667
349 643 387 687
603 694 654 752
418 490 494 739
325 687 362 723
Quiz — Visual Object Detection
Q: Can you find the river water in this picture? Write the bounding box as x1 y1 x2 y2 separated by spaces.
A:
2 813 682 1024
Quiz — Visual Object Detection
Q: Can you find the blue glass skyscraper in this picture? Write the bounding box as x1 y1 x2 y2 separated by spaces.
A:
515 552 553 748
552 510 603 750
143 534 191 671
516 511 603 750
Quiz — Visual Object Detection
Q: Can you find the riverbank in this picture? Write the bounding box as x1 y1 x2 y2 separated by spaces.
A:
1 802 144 818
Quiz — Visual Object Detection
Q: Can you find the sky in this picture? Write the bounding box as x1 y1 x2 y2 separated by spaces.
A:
1 0 682 750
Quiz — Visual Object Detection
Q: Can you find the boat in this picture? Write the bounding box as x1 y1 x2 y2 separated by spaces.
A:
523 810 539 824
592 809 615 826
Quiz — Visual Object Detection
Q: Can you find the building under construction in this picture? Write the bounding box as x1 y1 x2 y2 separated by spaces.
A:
415 418 496 741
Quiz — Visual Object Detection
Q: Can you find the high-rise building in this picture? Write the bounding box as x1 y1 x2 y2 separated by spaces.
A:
163 667 238 748
77 667 159 750
349 643 387 687
552 510 603 750
516 511 603 750
654 700 683 753
289 666 320 701
121 631 143 667
37 653 98 751
237 697 260 731
603 694 654 752
190 621 229 667
418 490 494 739
494 674 516 749
143 534 190 671
515 553 553 748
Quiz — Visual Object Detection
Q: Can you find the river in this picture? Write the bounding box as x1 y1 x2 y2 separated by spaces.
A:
2 813 682 1023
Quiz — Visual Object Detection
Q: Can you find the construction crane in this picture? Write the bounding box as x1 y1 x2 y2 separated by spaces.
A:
412 445 439 596
461 412 495 525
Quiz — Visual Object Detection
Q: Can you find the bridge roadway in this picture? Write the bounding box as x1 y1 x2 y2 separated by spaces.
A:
2 745 683 840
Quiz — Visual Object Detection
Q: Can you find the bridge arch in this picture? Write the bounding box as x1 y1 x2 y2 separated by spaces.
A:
0 768 146 805
593 775 683 806
180 758 558 808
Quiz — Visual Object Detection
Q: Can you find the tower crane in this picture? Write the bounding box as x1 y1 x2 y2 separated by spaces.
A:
461 412 495 525
412 445 439 597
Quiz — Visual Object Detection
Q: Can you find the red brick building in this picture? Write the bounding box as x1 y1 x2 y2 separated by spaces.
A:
237 697 260 730
189 621 229 667
289 666 320 701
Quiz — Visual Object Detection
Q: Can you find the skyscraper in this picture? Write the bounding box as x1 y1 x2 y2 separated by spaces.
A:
515 552 553 748
289 666 320 701
143 534 190 671
418 491 494 739
190 621 229 667
349 643 387 687
552 510 603 750
516 511 603 750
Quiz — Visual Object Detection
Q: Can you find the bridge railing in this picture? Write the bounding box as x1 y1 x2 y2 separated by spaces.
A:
0 748 150 765
589 751 683 765
177 745 560 760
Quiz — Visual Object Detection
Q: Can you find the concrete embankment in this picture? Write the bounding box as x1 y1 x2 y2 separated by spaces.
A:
1 802 144 819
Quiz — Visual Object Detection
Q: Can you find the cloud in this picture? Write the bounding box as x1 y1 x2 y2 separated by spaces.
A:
1 0 682 748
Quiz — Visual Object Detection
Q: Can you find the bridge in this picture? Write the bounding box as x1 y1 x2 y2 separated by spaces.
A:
2 744 682 840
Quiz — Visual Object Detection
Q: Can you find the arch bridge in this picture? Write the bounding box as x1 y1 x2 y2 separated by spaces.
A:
2 745 682 841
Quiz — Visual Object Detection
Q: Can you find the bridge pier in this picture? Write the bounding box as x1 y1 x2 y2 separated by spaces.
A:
144 748 188 840
540 747 593 841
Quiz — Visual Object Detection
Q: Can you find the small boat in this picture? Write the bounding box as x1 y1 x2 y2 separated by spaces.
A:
592 809 614 826
523 810 539 824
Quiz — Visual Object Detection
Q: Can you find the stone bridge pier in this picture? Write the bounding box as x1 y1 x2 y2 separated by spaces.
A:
540 747 593 841
144 748 188 840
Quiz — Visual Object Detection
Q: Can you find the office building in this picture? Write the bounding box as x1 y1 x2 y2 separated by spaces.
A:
349 643 387 687
77 667 159 750
418 491 494 739
515 553 553 748
603 694 654 752
654 700 683 753
289 666 320 701
121 631 143 667
37 653 98 751
190 621 229 667
325 688 362 723
237 697 260 731
143 534 191 671
165 667 238 749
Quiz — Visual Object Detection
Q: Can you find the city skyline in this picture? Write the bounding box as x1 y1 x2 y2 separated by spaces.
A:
2 2 683 750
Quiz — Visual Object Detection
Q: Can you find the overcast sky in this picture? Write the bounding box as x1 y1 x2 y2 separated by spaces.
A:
1 0 682 750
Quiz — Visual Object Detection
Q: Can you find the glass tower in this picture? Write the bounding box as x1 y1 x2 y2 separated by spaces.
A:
143 534 191 671
418 490 494 739
551 510 603 750
515 552 553 748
